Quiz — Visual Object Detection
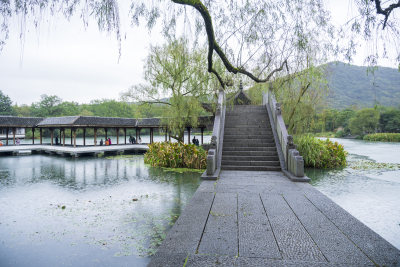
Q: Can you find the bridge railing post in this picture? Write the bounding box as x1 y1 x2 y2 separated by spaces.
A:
202 89 226 180
263 86 309 182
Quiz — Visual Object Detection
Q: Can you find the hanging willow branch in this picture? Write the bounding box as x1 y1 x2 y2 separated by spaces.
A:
171 0 288 88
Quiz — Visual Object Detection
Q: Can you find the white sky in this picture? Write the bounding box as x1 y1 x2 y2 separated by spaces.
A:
0 0 398 105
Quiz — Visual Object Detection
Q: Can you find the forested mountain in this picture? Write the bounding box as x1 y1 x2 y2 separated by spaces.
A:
326 62 400 109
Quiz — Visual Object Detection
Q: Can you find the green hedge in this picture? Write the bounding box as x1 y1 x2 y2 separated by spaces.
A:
144 142 207 169
294 135 347 169
363 133 400 142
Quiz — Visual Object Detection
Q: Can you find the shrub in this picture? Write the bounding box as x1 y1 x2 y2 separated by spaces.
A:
363 133 400 142
294 135 347 169
144 142 207 169
335 130 346 138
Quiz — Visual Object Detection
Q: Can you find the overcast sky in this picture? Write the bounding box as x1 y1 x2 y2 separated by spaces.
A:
0 0 398 105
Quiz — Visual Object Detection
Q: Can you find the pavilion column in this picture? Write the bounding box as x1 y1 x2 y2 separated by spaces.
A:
50 128 54 146
32 128 35 145
116 128 119 145
201 127 204 145
169 131 171 142
39 128 42 145
6 127 9 145
187 127 191 144
150 128 154 144
94 128 97 146
105 128 108 140
83 128 86 146
136 128 139 143
165 127 168 142
70 128 73 145
73 128 77 148
12 127 16 145
124 128 127 145
62 128 65 146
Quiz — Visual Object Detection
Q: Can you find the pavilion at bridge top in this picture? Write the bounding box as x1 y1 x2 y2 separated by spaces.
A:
0 115 213 147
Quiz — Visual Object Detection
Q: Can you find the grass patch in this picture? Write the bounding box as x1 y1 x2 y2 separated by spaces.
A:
161 167 205 174
294 134 347 169
145 142 207 169
363 133 400 142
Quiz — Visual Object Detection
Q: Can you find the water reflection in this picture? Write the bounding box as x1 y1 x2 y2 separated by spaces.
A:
0 155 201 267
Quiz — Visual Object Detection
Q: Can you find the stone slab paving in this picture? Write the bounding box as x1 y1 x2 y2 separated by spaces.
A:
149 171 400 267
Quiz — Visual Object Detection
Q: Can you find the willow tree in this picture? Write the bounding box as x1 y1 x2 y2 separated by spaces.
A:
122 38 218 142
0 0 398 83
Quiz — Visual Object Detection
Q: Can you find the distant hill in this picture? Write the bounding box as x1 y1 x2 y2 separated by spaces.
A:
325 62 400 109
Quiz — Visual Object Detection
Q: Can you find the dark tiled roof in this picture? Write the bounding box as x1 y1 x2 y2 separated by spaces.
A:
37 116 137 127
0 116 44 127
0 115 214 128
136 118 162 127
74 116 137 127
37 116 80 126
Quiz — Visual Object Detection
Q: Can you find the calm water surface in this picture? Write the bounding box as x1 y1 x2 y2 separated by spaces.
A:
0 154 201 266
307 138 400 249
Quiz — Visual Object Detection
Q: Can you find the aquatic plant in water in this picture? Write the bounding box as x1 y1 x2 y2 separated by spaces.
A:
294 135 347 169
144 142 207 169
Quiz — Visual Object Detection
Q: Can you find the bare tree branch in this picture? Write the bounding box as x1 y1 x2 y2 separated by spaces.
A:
371 0 400 29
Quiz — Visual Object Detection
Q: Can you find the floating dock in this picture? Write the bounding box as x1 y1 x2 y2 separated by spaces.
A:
0 144 148 157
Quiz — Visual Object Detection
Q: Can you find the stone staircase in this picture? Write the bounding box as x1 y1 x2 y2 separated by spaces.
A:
221 105 281 171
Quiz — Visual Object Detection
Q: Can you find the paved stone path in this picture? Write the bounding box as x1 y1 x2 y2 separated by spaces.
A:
149 171 400 266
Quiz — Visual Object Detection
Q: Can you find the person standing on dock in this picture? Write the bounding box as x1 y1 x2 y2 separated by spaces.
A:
55 136 59 145
108 138 112 145
100 139 103 146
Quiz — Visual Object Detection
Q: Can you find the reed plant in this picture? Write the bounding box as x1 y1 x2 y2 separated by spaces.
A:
294 135 347 168
363 133 400 142
144 142 207 169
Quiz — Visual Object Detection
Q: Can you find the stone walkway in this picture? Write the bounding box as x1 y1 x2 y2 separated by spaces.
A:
149 171 400 266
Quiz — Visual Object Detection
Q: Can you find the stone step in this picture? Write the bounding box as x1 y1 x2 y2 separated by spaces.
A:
221 155 279 161
221 160 280 166
223 137 275 143
223 134 274 139
223 142 276 147
226 105 264 109
221 165 281 171
225 115 269 120
224 125 272 129
224 122 270 127
223 136 274 142
222 150 278 156
223 146 277 152
224 129 274 135
226 111 267 116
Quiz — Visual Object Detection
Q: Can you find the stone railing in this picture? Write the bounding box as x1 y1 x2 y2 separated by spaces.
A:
263 87 309 182
202 89 226 180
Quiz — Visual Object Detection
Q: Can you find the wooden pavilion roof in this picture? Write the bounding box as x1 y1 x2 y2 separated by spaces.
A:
0 115 214 128
0 116 44 127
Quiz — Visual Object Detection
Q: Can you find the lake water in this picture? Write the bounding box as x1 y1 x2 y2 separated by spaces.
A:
1 137 399 266
0 154 202 266
307 138 400 249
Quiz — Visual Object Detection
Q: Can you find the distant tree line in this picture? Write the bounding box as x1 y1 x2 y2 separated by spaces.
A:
0 90 190 119
312 106 400 137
